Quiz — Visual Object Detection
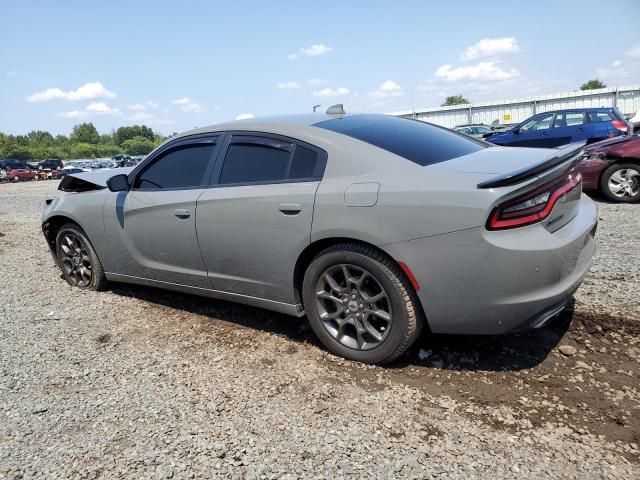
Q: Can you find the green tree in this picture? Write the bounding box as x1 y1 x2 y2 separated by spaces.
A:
441 95 470 106
115 125 154 145
122 135 155 155
70 122 100 144
27 130 54 146
580 79 606 90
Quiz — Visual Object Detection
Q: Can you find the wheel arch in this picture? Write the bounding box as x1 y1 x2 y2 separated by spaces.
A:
42 214 84 252
293 236 428 329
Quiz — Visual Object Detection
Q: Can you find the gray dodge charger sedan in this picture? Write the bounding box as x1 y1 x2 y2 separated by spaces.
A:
42 113 597 363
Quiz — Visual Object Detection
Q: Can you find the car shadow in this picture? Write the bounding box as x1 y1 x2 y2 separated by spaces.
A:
109 282 573 373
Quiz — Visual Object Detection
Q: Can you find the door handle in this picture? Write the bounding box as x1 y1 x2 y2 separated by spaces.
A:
174 209 191 219
279 203 302 215
540 131 549 136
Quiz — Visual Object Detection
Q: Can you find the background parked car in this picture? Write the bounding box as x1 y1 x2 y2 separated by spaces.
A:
485 108 629 148
578 136 640 203
8 168 37 181
38 159 64 170
0 159 32 171
59 167 91 177
454 124 494 139
626 111 640 134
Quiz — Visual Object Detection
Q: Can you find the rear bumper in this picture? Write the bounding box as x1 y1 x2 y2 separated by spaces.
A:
384 195 597 335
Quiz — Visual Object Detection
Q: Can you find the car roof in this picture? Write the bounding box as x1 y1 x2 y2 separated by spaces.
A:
540 107 615 113
173 113 351 140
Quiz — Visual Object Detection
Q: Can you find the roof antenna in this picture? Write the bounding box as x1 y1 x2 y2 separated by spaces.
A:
326 104 345 115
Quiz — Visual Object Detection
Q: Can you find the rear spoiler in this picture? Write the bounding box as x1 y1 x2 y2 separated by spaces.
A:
477 141 587 189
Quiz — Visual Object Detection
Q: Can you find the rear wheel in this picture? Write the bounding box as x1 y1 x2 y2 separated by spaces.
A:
302 243 422 364
600 162 640 203
55 223 108 290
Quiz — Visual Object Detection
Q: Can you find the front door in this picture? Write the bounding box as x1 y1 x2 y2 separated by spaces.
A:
510 113 554 147
548 111 587 147
103 137 219 288
196 134 326 304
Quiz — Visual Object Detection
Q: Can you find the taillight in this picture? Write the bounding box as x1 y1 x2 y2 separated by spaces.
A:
611 119 628 133
487 170 582 230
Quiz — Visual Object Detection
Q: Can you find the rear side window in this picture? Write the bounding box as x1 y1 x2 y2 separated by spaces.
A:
218 137 325 185
135 143 215 190
587 111 613 123
315 114 484 166
553 112 585 128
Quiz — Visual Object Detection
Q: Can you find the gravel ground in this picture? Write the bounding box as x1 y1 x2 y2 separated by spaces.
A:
0 180 638 479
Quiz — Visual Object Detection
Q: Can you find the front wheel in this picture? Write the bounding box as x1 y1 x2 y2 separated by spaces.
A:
600 162 640 203
302 243 423 364
55 223 108 290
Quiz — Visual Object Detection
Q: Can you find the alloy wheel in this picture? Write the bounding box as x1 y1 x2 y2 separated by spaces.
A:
315 264 392 350
59 233 92 287
608 168 640 198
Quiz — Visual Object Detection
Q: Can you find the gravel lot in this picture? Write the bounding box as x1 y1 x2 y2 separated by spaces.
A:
0 180 638 479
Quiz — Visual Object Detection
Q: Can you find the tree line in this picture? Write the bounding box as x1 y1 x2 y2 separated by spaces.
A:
0 122 171 161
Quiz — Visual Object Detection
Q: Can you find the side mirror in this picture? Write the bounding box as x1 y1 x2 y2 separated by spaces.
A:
107 173 129 192
512 127 520 134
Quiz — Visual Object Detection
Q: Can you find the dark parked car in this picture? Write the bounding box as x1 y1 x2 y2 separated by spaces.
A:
578 136 640 203
39 159 64 170
0 159 32 171
486 108 629 148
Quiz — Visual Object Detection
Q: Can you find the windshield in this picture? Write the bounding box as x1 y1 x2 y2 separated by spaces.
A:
315 114 486 166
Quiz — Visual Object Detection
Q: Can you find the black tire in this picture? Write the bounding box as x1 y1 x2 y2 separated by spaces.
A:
600 162 640 203
55 222 108 291
302 242 423 364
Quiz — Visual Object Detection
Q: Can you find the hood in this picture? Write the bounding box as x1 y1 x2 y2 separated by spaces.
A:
58 167 133 193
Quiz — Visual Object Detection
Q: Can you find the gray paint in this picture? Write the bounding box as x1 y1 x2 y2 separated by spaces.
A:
42 113 598 334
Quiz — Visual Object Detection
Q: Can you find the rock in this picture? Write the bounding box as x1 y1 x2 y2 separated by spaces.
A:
559 345 577 357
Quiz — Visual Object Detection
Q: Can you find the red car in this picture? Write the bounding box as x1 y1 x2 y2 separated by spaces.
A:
8 168 37 182
578 136 640 203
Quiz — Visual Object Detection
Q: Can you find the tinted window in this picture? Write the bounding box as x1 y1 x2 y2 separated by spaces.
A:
315 115 484 167
587 111 613 123
473 126 492 134
290 145 319 179
135 143 215 190
220 143 291 184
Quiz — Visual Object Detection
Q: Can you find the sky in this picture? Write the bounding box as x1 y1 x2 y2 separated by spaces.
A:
1 0 639 136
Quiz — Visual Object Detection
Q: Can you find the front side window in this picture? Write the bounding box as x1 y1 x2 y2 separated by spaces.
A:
473 126 492 134
218 137 324 185
520 113 553 132
134 143 216 190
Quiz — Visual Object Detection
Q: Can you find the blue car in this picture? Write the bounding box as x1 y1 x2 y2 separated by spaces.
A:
485 108 629 148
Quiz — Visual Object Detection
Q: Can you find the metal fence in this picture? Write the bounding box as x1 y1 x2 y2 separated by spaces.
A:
389 85 640 128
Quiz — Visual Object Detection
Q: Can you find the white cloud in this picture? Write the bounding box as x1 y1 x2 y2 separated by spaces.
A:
172 97 205 113
277 81 301 89
462 37 520 60
289 43 332 60
57 110 86 119
313 87 350 97
181 102 205 113
626 44 640 58
85 102 121 115
127 103 146 111
27 81 116 102
146 101 159 109
612 60 621 67
369 80 404 99
308 78 326 86
129 111 155 121
435 62 519 82
236 113 255 120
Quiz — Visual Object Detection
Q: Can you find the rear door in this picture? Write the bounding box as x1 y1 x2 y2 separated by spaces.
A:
103 136 220 288
196 133 326 304
548 111 587 147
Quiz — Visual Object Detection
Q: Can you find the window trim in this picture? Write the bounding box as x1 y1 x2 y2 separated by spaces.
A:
128 134 221 192
209 131 328 188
